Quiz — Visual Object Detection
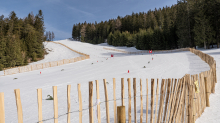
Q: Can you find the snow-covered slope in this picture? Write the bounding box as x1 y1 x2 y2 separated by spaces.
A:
29 41 82 65
0 39 216 123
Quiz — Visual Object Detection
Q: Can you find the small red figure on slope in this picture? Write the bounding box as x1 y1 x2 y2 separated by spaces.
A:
128 70 129 73
40 72 41 74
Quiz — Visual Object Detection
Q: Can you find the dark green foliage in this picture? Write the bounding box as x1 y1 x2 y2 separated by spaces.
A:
71 0 220 49
0 10 45 70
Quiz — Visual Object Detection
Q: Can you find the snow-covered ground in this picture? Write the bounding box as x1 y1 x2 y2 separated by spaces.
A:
29 42 82 65
0 39 217 123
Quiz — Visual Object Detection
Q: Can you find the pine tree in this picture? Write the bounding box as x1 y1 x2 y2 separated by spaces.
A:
52 31 55 41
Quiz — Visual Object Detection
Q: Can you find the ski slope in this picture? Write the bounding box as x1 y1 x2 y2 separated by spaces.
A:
0 39 218 123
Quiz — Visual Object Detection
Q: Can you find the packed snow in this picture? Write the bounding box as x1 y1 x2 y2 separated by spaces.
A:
0 39 218 123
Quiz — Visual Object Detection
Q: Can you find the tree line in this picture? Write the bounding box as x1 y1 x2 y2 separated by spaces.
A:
0 10 45 70
72 0 220 50
45 31 55 41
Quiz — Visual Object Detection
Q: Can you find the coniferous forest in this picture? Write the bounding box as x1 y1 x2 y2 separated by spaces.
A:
0 10 45 70
72 0 220 50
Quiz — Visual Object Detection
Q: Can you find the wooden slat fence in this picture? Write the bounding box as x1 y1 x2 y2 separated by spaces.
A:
0 48 217 123
2 41 90 76
103 47 190 54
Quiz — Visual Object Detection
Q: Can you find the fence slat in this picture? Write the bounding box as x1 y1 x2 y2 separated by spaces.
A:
168 79 180 123
196 74 202 118
150 79 155 123
162 79 168 121
154 79 160 123
89 81 94 123
37 89 43 123
78 84 82 123
140 79 143 123
67 85 71 123
113 78 117 123
204 77 210 107
133 78 137 123
172 79 183 123
103 79 110 123
163 79 171 122
95 80 101 123
165 79 174 123
176 78 186 123
185 76 189 123
127 78 132 123
14 89 23 123
53 86 58 123
188 84 194 123
157 79 165 123
121 78 125 106
146 79 149 123
0 93 5 123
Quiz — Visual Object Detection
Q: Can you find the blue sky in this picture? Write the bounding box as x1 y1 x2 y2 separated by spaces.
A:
0 0 177 40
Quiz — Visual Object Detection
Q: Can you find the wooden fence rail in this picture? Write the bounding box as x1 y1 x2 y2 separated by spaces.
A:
0 48 217 123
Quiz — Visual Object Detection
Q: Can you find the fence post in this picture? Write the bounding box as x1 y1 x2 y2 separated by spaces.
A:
37 89 43 123
154 79 160 123
121 78 125 106
0 93 5 123
117 106 125 123
113 78 117 123
95 80 101 123
14 89 23 123
78 84 82 123
146 79 149 123
204 77 210 107
103 79 110 123
140 79 143 123
133 78 137 123
157 79 165 123
89 81 94 123
188 84 194 123
67 85 71 123
127 78 132 123
150 79 155 123
53 86 58 123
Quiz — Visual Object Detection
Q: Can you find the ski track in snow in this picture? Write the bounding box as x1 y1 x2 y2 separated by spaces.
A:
0 39 218 123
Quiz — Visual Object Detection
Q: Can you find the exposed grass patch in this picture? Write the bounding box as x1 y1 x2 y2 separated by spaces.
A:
46 95 54 100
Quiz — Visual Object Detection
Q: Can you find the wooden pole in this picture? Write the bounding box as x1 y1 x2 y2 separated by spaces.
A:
113 78 117 123
168 79 179 123
117 106 126 123
14 89 23 123
140 79 143 123
133 78 137 123
0 93 5 123
165 79 174 123
121 78 125 106
95 80 101 123
188 84 194 123
154 79 160 123
103 79 110 123
127 78 132 123
146 79 149 123
67 85 71 123
37 89 43 123
89 81 94 123
150 79 155 123
204 77 210 107
78 84 83 123
53 86 58 123
163 79 171 122
157 79 165 123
